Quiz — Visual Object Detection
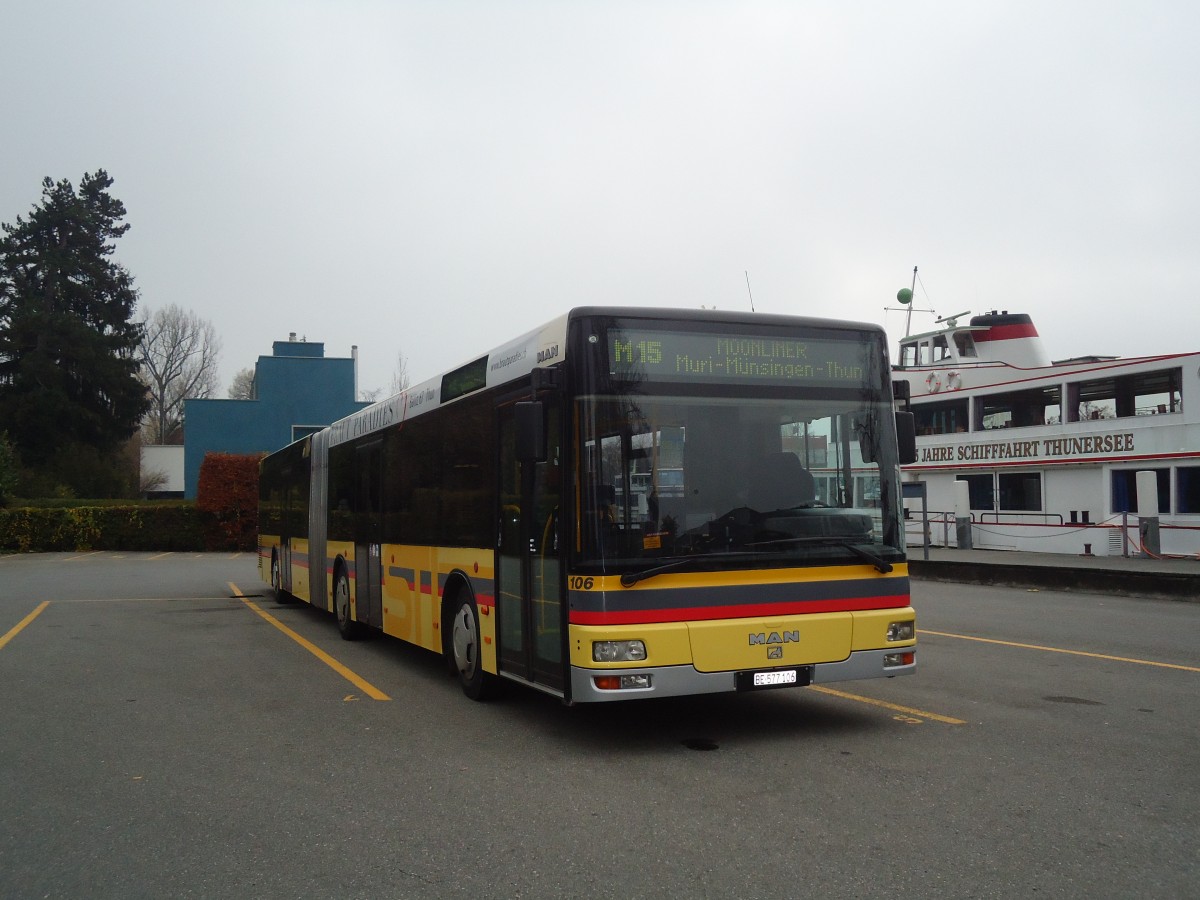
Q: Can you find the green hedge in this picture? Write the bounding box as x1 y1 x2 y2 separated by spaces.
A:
0 504 213 553
0 453 265 553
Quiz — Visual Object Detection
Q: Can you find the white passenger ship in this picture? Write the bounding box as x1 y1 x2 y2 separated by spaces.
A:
893 311 1200 556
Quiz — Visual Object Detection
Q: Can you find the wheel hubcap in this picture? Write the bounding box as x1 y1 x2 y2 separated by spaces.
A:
452 603 478 678
336 578 349 622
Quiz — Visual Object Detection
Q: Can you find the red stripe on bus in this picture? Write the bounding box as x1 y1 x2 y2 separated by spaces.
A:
568 594 910 625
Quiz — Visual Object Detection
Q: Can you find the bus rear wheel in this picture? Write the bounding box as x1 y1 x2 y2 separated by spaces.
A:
271 554 291 603
450 596 498 700
334 568 365 640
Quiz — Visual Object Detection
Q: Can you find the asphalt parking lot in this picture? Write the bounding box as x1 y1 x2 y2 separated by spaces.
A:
2 551 1197 899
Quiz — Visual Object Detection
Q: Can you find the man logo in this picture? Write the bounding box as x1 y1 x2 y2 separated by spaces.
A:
748 631 799 646
767 647 783 659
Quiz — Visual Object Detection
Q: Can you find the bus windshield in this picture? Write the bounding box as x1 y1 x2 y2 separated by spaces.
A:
575 391 903 573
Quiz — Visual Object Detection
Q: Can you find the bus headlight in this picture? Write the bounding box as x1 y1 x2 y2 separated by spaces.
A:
592 640 647 662
887 621 915 642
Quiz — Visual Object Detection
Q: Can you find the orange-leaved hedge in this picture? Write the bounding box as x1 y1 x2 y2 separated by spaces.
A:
196 452 263 551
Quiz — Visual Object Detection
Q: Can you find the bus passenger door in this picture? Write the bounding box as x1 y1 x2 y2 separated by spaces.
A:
497 399 564 691
279 475 294 593
354 441 384 629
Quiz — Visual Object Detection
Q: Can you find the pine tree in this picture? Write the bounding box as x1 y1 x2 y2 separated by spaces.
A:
0 170 150 494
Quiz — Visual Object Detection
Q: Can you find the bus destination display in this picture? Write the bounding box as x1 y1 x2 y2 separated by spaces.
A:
609 329 875 387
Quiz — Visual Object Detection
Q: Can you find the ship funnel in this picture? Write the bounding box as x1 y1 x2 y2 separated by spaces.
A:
968 312 1050 367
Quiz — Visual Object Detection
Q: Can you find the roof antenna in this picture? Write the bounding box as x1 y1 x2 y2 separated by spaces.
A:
744 270 756 312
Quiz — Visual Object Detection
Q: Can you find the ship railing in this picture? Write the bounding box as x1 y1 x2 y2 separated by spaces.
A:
903 509 962 548
907 509 1070 548
906 509 1200 557
977 511 1066 526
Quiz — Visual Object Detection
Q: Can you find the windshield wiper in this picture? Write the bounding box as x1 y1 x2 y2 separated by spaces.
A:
620 538 895 586
746 536 894 574
619 551 758 588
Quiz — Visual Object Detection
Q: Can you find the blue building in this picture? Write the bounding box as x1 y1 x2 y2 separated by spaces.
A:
182 335 369 498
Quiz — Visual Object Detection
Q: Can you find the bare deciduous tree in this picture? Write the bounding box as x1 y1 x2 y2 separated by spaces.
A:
358 350 411 403
390 350 411 395
138 304 221 444
228 367 255 400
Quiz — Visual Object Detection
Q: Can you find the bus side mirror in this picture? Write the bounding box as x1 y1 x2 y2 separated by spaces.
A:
895 411 917 464
516 401 546 462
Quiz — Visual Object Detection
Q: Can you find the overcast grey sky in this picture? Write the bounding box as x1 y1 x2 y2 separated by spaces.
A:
4 1 1198 398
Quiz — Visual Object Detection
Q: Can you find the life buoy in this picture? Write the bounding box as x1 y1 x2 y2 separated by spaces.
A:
945 371 961 390
925 372 941 393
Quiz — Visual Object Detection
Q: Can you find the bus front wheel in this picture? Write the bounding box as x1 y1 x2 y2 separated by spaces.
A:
334 569 365 640
450 596 498 701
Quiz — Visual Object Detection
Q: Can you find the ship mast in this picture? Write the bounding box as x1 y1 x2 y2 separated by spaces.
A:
894 266 918 337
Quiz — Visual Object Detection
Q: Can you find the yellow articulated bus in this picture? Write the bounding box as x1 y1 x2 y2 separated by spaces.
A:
258 307 918 703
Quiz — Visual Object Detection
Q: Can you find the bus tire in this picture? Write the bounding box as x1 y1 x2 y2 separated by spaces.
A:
271 553 292 603
449 594 499 701
334 566 365 641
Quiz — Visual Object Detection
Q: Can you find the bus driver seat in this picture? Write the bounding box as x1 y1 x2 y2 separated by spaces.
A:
748 452 816 512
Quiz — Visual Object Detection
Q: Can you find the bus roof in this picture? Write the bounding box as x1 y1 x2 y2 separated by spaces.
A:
325 306 886 448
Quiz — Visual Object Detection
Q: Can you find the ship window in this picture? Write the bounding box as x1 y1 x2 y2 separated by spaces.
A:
957 474 994 511
998 472 1042 511
1177 467 1200 514
957 472 1043 512
1070 368 1181 422
812 474 839 507
899 343 918 368
932 335 951 362
915 398 969 435
1111 469 1170 514
954 332 977 358
979 386 1060 429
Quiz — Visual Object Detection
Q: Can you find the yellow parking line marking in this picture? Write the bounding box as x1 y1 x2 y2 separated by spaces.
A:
56 596 237 603
920 629 1200 673
808 685 967 725
0 601 51 651
147 552 172 560
229 582 390 701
